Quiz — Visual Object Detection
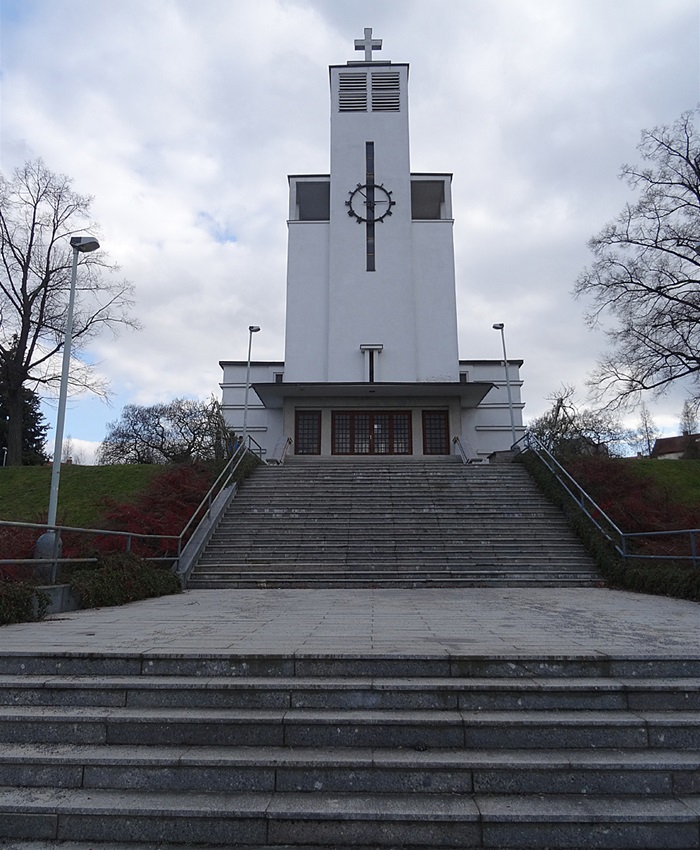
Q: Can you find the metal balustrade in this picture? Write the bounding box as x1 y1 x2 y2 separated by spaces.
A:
517 432 700 569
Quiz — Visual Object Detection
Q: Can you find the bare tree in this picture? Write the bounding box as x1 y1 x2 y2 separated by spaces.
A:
679 399 699 435
631 402 661 456
527 385 631 459
97 397 230 465
575 108 700 409
0 159 136 465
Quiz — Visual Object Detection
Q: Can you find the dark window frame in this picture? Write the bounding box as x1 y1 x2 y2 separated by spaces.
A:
422 410 450 455
295 410 322 455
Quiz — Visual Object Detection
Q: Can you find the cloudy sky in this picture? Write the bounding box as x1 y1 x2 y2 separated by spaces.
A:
1 0 698 462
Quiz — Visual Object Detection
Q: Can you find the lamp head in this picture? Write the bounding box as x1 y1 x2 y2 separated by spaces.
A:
249 325 261 333
70 235 100 253
492 322 504 331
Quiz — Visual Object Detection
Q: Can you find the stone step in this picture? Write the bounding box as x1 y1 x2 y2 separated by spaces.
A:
201 522 580 536
186 568 600 578
190 568 597 581
4 675 696 711
199 546 591 555
188 575 600 590
1 705 698 749
187 574 600 587
197 549 594 560
221 500 566 509
2 786 699 847
5 652 698 679
1 743 698 796
192 563 598 572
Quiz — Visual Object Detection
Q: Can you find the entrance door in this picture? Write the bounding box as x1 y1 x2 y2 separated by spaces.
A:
332 411 412 455
422 410 450 455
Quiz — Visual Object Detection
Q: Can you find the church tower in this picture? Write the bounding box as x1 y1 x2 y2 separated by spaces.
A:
284 30 459 385
220 30 524 459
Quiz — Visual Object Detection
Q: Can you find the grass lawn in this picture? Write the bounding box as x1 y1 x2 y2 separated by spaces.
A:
628 458 700 509
0 464 168 528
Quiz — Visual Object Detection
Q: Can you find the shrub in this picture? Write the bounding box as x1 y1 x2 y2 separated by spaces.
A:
69 552 182 609
0 524 41 563
0 578 50 625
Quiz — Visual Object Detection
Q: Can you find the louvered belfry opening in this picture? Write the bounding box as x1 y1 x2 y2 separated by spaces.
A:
371 71 400 111
338 72 368 111
338 71 401 112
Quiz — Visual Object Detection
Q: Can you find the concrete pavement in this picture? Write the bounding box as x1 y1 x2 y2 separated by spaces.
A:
1 587 698 658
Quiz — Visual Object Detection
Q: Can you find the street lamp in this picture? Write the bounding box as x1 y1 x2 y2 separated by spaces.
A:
46 236 100 529
492 322 517 448
242 325 261 447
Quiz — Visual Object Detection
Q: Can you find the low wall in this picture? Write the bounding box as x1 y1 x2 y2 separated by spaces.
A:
35 584 81 616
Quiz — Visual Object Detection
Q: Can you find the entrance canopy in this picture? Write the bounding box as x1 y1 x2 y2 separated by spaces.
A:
252 381 494 409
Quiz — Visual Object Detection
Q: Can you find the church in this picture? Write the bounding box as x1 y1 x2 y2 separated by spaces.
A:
220 30 524 460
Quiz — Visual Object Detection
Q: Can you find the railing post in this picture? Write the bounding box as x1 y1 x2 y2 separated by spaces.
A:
691 531 698 569
49 530 61 585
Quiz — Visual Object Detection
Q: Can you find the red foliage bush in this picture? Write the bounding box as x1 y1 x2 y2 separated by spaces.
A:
91 463 218 557
565 458 700 560
0 525 41 564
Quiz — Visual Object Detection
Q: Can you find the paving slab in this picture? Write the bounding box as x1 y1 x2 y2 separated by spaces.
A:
0 587 699 659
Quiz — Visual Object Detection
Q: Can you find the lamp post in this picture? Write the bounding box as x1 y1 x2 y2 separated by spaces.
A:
242 325 261 447
46 236 100 529
492 322 517 448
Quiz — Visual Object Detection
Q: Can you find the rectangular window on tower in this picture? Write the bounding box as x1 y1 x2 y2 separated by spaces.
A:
411 180 446 220
294 181 330 221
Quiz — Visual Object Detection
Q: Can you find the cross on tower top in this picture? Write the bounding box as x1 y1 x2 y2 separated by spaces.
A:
354 27 382 62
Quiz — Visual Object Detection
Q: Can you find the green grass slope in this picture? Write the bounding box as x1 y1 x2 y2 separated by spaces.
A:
0 465 167 528
629 458 700 509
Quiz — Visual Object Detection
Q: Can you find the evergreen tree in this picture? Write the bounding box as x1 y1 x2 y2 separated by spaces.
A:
0 381 49 465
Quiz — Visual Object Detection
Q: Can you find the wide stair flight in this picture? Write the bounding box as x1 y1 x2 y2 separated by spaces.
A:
189 458 600 589
1 651 699 847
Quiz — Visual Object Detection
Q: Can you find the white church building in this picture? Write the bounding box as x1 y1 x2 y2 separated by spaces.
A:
220 30 524 461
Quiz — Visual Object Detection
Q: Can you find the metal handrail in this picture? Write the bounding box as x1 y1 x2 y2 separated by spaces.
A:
0 441 263 580
177 442 248 552
276 436 293 465
517 432 700 568
245 434 265 458
453 436 485 464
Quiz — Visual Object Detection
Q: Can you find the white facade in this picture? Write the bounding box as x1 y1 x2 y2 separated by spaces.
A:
221 32 525 460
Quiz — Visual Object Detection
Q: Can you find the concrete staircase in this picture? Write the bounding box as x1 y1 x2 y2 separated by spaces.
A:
189 458 600 589
1 651 699 847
